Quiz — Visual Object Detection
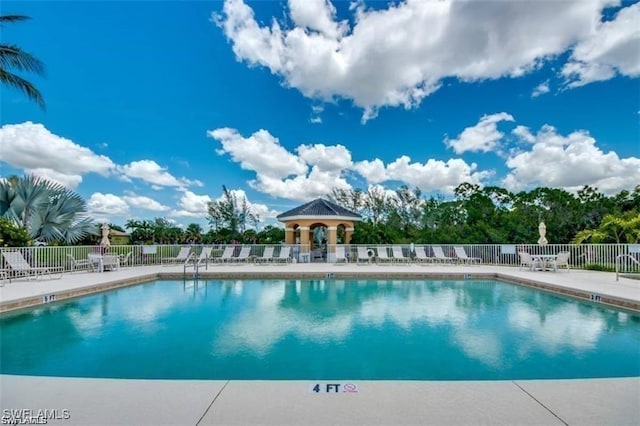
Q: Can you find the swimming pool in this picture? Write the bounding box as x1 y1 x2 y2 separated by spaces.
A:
1 278 638 380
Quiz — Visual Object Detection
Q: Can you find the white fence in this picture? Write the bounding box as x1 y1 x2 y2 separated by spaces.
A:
0 243 638 277
328 243 640 271
0 244 308 276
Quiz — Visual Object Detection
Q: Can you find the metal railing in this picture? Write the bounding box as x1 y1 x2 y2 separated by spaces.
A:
0 243 311 279
1 243 638 278
616 254 640 281
324 243 640 270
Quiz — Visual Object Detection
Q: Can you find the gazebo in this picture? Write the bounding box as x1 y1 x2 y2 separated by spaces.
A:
277 198 361 262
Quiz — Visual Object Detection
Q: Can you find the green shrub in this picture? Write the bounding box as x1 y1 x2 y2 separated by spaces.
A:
584 263 615 272
0 218 32 247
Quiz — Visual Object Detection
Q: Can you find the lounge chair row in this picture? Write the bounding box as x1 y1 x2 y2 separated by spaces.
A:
334 246 482 264
162 246 293 265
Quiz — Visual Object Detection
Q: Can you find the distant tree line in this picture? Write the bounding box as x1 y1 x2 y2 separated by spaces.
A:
1 175 637 247
329 183 640 245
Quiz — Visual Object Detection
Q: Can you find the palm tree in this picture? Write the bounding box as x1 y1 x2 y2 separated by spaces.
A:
0 15 46 109
184 223 202 243
0 175 96 244
573 211 640 244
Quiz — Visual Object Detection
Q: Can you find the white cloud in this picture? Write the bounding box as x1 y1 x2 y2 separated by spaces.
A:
171 190 213 218
445 113 515 154
532 80 550 97
216 0 620 121
354 156 491 194
122 193 170 212
210 126 494 198
254 165 352 201
87 193 129 216
351 159 387 184
297 144 352 171
118 160 196 188
562 3 640 88
209 128 308 179
0 122 115 189
289 0 347 39
19 168 84 190
208 128 352 201
503 124 640 194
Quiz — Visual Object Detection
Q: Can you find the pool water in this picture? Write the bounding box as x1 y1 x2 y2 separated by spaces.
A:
1 279 639 380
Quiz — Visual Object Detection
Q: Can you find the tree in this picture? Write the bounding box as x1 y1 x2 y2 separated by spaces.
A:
388 185 422 241
0 15 45 109
0 217 31 246
0 175 96 244
256 225 284 244
573 211 640 244
207 186 257 241
125 219 154 244
184 223 203 243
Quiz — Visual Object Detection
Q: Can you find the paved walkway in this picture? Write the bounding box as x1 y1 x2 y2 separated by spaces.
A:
1 264 639 425
2 375 638 425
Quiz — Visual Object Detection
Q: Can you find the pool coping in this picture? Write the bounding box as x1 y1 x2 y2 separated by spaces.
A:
1 267 638 314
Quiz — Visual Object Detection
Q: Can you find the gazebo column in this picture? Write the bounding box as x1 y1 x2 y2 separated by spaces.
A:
345 227 354 244
299 226 310 253
285 227 295 245
327 226 337 251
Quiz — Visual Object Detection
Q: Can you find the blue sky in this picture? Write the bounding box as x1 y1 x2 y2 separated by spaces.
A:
1 0 639 230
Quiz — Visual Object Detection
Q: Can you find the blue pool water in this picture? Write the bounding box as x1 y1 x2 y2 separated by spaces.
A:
1 279 639 380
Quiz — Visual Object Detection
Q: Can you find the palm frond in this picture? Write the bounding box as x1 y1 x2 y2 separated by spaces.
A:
0 15 45 109
0 69 45 108
0 15 30 24
0 44 46 74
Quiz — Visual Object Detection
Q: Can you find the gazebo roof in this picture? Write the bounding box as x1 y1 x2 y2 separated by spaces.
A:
277 198 361 222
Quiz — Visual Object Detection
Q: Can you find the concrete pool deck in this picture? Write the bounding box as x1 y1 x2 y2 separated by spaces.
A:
1 263 639 425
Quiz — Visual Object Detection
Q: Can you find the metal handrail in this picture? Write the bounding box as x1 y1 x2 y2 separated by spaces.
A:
183 253 196 277
616 254 640 281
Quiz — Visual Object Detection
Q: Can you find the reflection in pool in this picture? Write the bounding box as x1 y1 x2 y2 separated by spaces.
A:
1 279 638 380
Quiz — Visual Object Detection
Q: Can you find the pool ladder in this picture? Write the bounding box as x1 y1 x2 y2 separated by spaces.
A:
183 253 200 279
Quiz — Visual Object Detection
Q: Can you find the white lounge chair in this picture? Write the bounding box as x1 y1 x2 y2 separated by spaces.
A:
162 247 191 265
518 252 539 271
392 246 410 263
454 246 481 264
550 251 570 272
413 246 435 264
2 251 63 281
376 247 392 264
215 247 235 263
195 247 212 267
274 246 291 264
231 246 252 263
67 254 90 272
255 247 275 264
334 246 348 264
356 246 370 264
432 246 455 263
120 251 133 267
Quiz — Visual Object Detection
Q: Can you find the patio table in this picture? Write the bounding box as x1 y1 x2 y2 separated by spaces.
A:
532 254 557 271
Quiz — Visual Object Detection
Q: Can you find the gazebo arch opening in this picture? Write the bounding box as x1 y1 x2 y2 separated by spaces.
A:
311 222 328 261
